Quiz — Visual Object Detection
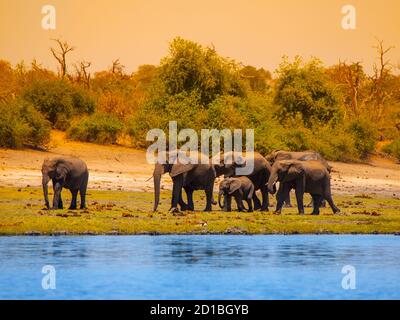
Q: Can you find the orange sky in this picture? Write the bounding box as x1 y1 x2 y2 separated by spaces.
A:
0 0 399 74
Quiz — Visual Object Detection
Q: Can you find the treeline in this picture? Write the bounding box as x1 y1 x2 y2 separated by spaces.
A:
1 37 400 161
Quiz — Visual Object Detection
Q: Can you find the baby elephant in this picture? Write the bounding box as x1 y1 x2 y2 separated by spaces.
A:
218 176 255 212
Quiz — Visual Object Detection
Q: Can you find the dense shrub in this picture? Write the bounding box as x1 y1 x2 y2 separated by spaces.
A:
382 139 400 161
0 100 51 148
274 57 342 127
346 119 377 159
23 80 94 129
159 37 245 105
67 113 123 144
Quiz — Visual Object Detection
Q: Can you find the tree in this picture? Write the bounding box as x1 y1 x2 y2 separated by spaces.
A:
0 60 16 102
159 37 245 105
327 61 366 118
240 66 271 92
23 80 94 129
50 39 75 78
74 61 91 88
274 56 341 126
110 59 125 75
366 39 396 122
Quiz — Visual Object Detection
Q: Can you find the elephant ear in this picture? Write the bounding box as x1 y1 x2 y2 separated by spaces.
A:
287 162 304 178
55 161 68 180
170 164 196 177
229 179 242 194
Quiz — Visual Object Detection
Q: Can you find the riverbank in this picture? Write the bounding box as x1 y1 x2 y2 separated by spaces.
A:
1 187 400 235
1 131 400 196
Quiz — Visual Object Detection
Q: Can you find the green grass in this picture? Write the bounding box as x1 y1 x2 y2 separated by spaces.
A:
0 187 400 235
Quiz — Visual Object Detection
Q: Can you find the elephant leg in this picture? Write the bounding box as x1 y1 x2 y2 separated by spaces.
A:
325 194 340 214
246 198 253 212
69 189 78 210
311 194 323 215
79 175 88 209
284 192 292 207
179 187 190 211
170 175 184 212
204 186 213 212
58 193 63 209
323 180 340 214
226 195 232 212
186 188 195 211
79 189 87 209
52 182 63 210
295 182 305 214
260 185 269 211
253 192 262 210
275 184 290 214
234 193 244 212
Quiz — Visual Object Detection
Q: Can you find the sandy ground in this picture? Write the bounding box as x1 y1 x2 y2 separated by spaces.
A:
0 131 399 197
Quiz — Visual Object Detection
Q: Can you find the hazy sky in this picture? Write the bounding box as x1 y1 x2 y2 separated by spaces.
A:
0 0 399 74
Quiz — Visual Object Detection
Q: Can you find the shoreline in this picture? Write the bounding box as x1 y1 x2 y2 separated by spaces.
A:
1 232 400 236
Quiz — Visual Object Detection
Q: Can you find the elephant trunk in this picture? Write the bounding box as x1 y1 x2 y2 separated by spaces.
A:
42 174 50 209
153 163 165 212
267 169 278 194
218 190 225 209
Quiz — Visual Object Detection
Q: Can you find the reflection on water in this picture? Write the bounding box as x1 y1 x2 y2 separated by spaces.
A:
0 235 399 299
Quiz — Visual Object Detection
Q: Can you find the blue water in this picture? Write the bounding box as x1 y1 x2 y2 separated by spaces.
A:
0 235 399 300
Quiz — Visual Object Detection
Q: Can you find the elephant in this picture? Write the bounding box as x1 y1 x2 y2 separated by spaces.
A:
266 150 332 171
216 152 272 211
266 150 332 207
267 159 340 215
218 176 255 212
42 157 89 210
153 151 224 212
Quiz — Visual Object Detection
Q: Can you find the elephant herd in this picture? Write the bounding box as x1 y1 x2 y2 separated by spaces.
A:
40 150 340 215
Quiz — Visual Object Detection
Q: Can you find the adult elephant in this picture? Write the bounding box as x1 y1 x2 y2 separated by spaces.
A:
42 157 89 210
217 152 272 211
266 150 332 171
266 150 332 207
153 152 224 212
267 160 340 215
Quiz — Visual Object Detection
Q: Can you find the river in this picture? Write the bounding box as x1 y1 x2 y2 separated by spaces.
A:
0 235 399 299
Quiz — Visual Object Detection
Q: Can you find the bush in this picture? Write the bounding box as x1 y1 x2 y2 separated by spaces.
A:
346 119 377 159
274 57 342 127
382 139 400 161
23 79 94 129
0 100 51 148
67 113 123 144
127 91 208 147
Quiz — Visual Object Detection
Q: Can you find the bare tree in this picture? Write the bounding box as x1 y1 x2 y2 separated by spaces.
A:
337 61 364 116
74 61 91 88
368 39 395 121
110 59 124 75
50 39 75 78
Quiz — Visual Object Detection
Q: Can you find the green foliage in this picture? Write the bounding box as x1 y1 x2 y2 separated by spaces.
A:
274 57 341 127
1 38 399 162
240 66 271 93
127 91 207 147
382 139 400 161
346 119 377 159
159 37 245 105
67 113 123 144
23 80 94 129
0 100 51 148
